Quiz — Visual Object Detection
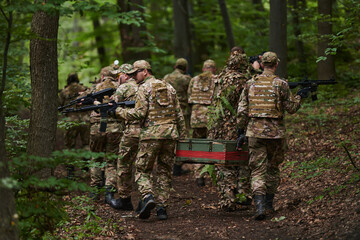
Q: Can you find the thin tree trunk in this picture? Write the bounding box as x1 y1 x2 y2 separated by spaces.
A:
317 0 335 80
117 0 150 63
269 0 287 78
0 2 18 238
173 0 192 71
218 0 235 50
92 17 107 67
28 5 59 165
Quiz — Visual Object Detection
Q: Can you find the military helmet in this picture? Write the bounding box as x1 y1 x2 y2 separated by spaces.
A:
261 52 280 64
175 58 188 68
203 59 216 69
127 60 151 74
101 66 112 77
119 63 133 74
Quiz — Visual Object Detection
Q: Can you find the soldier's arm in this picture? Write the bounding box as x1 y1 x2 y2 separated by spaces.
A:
236 84 249 129
175 96 187 139
187 78 194 103
115 86 148 121
281 81 301 114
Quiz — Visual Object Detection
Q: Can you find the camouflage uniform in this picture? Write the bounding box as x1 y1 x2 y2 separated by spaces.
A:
116 61 186 208
90 67 123 188
59 81 90 150
188 60 216 179
237 52 302 196
113 76 140 199
207 52 253 210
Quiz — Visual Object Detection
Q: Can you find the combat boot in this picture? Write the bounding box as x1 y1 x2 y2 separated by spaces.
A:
138 194 156 219
254 195 266 220
156 207 168 220
104 186 115 204
196 177 205 187
265 193 275 212
110 197 134 210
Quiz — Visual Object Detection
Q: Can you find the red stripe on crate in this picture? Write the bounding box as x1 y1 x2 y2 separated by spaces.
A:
176 150 248 161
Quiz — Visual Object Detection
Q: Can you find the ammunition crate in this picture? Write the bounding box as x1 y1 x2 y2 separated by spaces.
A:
176 138 249 166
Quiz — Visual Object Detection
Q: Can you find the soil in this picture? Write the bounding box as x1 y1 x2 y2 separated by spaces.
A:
56 95 360 240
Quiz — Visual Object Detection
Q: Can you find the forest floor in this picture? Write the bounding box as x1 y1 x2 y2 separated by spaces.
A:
55 93 360 240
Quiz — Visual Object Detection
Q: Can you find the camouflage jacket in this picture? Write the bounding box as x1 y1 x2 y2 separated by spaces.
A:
163 69 191 115
59 82 88 122
116 76 186 140
113 79 140 138
188 71 216 128
237 69 301 139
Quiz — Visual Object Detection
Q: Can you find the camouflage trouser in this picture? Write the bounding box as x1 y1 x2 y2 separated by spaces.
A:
135 139 176 207
215 164 251 209
64 122 90 149
117 136 139 198
248 137 286 195
192 128 207 178
89 123 122 188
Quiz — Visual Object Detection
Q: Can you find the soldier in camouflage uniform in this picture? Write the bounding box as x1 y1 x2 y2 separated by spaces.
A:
89 66 124 204
114 60 186 220
237 52 306 220
58 73 90 177
106 63 139 210
188 59 217 186
163 58 191 176
207 49 253 211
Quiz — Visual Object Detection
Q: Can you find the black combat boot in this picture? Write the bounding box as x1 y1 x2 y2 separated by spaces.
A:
265 193 275 212
110 197 134 210
156 207 168 220
196 177 205 187
139 194 156 219
173 164 183 176
104 186 115 204
254 195 266 220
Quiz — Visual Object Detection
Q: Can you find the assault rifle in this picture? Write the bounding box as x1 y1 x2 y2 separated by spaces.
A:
58 88 116 111
62 100 135 132
288 77 337 101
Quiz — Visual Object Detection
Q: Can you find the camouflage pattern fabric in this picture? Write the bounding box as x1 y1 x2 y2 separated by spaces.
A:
248 137 286 195
206 52 253 208
163 68 191 130
215 164 252 210
135 139 176 207
237 66 301 196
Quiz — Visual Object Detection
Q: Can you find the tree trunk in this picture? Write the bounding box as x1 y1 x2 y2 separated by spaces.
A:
172 0 193 72
28 6 59 164
218 0 235 50
317 0 335 80
269 0 287 78
92 17 107 67
289 0 307 75
117 0 150 63
0 3 18 238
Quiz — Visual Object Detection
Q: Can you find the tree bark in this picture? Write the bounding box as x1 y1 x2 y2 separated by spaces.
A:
117 0 150 63
218 0 235 50
0 2 19 238
92 17 107 67
269 0 287 78
172 0 192 71
27 5 59 163
289 0 307 75
317 0 335 79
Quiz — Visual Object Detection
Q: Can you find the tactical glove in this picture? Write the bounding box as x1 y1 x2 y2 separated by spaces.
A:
107 104 117 118
297 88 310 99
236 128 247 150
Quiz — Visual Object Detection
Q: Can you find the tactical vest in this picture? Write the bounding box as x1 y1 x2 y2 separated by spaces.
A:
148 81 177 125
188 71 214 105
248 75 283 118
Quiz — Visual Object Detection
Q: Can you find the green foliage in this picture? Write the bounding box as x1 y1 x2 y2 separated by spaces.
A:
5 116 29 156
200 164 217 185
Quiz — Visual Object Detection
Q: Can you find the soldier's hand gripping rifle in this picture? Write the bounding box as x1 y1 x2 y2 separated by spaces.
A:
58 88 116 111
62 100 135 132
288 77 337 101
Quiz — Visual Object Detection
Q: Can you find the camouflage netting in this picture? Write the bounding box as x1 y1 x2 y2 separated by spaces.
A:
208 53 252 140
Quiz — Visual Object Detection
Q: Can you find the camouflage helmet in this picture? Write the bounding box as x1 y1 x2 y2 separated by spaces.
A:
175 58 188 68
203 59 216 69
101 66 112 77
127 60 151 74
119 63 133 74
261 51 280 64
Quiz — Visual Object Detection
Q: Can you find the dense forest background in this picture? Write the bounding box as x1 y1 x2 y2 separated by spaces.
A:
1 0 360 239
